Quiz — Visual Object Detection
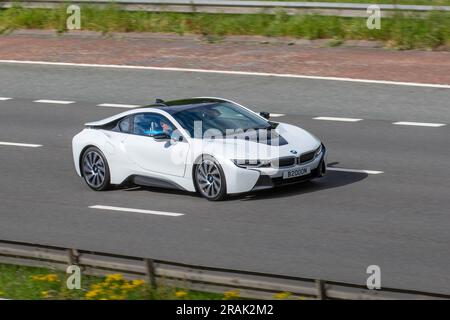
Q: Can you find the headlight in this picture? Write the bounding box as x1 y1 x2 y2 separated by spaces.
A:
314 144 323 158
232 159 272 168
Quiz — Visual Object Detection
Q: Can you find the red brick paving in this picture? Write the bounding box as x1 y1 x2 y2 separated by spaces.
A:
1 30 449 85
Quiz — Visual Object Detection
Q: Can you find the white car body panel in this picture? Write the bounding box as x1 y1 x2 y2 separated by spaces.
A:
72 98 327 196
122 134 190 177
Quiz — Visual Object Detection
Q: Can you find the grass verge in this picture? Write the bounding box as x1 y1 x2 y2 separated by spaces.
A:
249 0 450 4
0 5 449 49
0 263 233 300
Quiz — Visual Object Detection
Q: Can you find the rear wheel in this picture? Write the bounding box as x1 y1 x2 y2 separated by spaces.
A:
81 147 111 191
195 156 227 201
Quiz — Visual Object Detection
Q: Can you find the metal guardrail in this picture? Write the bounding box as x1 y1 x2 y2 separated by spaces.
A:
0 239 449 300
0 0 449 17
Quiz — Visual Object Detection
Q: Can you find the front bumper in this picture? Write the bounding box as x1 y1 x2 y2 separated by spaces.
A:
250 144 327 191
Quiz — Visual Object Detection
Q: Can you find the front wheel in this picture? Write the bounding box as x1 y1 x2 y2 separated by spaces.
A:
317 160 327 177
81 147 111 191
195 156 227 201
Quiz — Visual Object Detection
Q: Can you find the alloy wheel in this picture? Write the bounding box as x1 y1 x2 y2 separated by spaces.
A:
196 159 222 199
83 150 106 189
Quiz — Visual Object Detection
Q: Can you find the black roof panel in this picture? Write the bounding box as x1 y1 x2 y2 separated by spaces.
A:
143 98 226 115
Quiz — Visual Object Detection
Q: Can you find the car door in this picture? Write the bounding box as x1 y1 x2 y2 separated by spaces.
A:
122 112 190 177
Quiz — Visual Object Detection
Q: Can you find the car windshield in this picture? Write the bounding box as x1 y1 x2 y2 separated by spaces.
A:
170 102 270 138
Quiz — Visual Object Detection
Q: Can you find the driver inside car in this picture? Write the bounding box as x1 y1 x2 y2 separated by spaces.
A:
143 118 173 137
159 119 173 136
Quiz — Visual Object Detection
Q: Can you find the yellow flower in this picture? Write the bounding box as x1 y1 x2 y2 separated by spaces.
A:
31 274 59 282
85 290 101 299
91 284 102 290
105 274 123 282
131 279 145 286
45 274 59 282
121 283 135 291
41 291 51 298
273 292 292 300
175 291 188 298
223 290 240 300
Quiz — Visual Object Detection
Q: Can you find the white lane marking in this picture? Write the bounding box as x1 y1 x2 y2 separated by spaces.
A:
0 97 12 101
0 141 42 148
327 167 383 175
393 121 446 128
0 60 448 89
97 103 140 108
34 99 74 104
314 116 362 122
269 113 285 117
89 205 184 217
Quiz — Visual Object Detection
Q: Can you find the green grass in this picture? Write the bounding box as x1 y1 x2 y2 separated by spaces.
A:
1 5 449 49
253 0 450 4
0 263 226 300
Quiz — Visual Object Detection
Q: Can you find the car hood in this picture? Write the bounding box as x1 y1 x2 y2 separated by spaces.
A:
192 122 321 160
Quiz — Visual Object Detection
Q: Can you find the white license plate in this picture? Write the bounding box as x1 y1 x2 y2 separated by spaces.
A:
283 167 311 179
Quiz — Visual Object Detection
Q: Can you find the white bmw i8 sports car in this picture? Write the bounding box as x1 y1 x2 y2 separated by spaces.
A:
72 97 327 200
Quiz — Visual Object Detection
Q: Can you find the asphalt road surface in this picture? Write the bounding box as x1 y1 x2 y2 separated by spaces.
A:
0 62 449 294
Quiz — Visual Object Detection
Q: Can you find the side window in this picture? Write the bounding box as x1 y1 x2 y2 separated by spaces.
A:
118 117 131 133
132 113 175 137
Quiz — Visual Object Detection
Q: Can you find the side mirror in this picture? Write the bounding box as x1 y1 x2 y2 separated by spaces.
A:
260 112 270 120
171 135 184 144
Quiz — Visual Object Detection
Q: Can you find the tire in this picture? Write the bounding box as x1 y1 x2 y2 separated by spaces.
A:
317 159 327 177
81 147 111 191
194 155 227 201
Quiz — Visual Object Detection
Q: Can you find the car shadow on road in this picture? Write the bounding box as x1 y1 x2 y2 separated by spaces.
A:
119 163 369 201
121 185 200 198
231 169 369 201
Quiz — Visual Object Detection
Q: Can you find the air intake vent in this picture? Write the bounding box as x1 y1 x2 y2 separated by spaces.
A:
299 151 315 164
272 157 296 168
